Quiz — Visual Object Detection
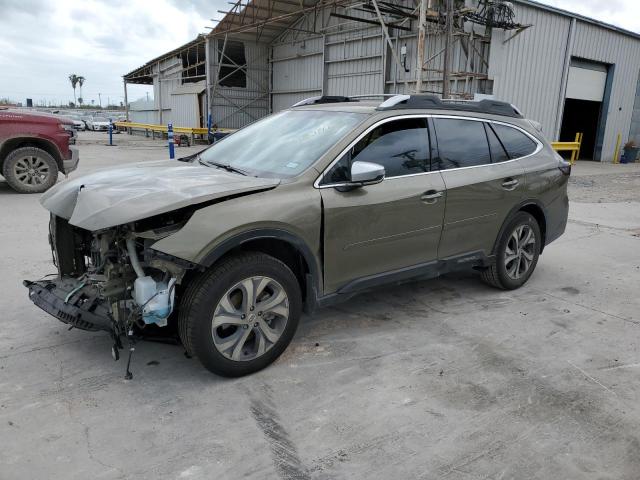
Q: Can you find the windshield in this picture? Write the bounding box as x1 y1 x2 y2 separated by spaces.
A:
199 110 366 178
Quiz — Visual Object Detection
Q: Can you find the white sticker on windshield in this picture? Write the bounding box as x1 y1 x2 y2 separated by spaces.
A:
286 162 299 169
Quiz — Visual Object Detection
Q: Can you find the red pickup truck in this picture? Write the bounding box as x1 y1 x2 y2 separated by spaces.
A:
0 108 79 193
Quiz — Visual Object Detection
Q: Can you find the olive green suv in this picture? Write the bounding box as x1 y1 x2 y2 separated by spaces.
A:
24 94 570 377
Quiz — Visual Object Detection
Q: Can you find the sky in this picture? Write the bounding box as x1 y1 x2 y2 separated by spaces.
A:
0 0 639 107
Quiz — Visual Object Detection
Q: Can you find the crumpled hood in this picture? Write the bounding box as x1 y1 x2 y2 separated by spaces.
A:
41 160 280 231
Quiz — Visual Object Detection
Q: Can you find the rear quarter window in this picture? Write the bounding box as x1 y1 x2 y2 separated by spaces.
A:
491 124 538 159
432 118 491 170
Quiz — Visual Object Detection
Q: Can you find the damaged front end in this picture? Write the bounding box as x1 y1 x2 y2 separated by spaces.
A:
24 213 194 359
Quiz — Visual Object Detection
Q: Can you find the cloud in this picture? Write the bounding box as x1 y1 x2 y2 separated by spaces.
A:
537 0 640 33
0 0 223 105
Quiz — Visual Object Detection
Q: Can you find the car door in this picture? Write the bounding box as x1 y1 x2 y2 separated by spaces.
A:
432 117 527 259
319 117 446 294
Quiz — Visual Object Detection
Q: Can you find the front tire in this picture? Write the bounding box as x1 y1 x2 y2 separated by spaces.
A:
178 252 302 377
481 212 541 290
2 147 58 193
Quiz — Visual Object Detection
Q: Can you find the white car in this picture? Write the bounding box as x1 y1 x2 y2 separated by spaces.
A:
60 115 85 131
86 117 111 131
70 118 86 131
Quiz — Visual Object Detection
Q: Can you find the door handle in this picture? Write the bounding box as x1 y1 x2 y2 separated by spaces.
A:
501 178 519 190
421 190 443 204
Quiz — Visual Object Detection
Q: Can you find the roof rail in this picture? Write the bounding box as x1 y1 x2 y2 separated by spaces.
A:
291 95 355 107
376 94 524 118
290 93 524 118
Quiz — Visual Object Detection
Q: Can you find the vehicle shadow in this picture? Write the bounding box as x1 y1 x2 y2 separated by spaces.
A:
38 270 491 386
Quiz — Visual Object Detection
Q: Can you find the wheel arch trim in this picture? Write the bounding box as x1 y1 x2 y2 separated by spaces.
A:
493 200 548 255
199 228 322 297
0 136 63 169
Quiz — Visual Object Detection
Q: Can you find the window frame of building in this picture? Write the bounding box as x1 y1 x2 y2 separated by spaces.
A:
217 40 247 88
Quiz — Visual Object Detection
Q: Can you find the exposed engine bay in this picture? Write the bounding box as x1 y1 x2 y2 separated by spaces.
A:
24 214 196 375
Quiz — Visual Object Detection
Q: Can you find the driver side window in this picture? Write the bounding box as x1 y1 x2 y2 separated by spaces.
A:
322 118 430 185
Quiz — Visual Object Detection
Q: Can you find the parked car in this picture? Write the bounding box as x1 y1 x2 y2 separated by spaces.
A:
86 116 111 131
0 108 78 193
24 95 570 376
66 115 86 131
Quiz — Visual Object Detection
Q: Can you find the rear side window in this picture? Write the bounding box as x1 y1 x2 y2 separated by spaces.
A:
485 123 510 163
491 124 537 158
323 118 430 183
432 118 491 170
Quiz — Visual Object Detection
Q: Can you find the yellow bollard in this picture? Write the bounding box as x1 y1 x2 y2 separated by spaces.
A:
613 133 622 164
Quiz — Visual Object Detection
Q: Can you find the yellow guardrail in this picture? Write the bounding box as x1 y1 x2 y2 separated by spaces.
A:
551 132 582 165
113 122 235 137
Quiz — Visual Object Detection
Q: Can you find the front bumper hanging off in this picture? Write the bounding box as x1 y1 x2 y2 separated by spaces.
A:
24 279 114 332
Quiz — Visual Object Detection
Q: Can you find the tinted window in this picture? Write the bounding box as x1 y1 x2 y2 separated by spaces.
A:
433 118 491 170
492 124 537 158
323 118 429 183
485 123 510 163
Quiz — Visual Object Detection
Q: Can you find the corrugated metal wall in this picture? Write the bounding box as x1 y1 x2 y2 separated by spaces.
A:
209 39 270 129
572 22 640 160
271 35 324 111
324 25 384 96
170 95 200 127
129 99 158 124
270 9 387 111
489 1 640 160
268 0 486 104
153 57 183 124
489 3 571 140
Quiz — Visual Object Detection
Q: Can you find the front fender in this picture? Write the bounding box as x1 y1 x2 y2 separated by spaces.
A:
150 182 322 277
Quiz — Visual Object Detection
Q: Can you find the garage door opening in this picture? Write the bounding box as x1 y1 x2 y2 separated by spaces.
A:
559 58 611 161
560 98 602 160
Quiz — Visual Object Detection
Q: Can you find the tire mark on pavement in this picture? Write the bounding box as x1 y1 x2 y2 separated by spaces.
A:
249 387 310 480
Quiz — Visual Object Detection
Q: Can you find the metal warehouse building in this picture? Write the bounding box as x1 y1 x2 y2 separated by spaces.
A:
123 0 640 162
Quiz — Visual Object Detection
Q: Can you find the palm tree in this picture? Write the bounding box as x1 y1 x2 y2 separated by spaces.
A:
77 76 85 105
68 74 79 105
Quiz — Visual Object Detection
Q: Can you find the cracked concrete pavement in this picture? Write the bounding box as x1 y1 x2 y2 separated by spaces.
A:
1 131 639 479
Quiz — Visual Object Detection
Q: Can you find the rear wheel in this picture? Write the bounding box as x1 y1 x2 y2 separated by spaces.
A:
2 147 58 193
178 252 302 377
481 212 541 290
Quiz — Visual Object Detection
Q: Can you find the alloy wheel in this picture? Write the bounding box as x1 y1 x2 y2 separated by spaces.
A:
211 276 289 361
13 155 51 187
504 224 536 280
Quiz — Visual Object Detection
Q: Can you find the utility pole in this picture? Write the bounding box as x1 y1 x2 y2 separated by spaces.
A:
416 0 428 93
442 0 454 99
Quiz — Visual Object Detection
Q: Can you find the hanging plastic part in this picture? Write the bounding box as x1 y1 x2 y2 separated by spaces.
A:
124 329 135 380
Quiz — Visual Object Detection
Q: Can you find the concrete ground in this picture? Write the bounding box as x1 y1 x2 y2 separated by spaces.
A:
1 131 639 479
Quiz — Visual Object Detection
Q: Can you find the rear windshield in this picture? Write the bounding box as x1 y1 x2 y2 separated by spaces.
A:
199 110 366 178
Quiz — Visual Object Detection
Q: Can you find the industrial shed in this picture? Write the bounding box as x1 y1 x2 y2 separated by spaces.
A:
123 0 640 162
123 36 207 126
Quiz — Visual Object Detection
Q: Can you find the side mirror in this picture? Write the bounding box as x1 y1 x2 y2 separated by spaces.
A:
349 161 385 186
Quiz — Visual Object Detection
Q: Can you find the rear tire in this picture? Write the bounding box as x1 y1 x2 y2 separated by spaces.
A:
481 212 541 290
2 147 58 193
178 252 302 377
